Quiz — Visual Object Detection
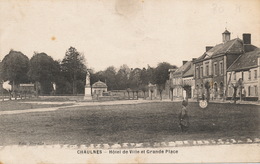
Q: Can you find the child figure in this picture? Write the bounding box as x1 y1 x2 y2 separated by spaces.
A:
179 100 189 132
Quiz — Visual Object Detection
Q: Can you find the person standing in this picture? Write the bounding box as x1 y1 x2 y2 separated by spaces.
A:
179 100 189 132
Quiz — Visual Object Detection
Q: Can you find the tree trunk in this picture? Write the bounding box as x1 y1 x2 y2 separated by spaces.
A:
12 81 17 100
73 72 77 95
132 91 134 99
143 91 146 100
36 81 39 98
136 91 139 100
127 92 130 99
160 91 162 100
151 92 153 100
171 88 173 101
1 83 4 101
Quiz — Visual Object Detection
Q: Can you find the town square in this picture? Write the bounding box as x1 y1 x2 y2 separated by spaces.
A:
0 0 260 163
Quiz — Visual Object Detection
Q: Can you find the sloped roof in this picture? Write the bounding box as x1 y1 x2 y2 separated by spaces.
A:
195 38 244 62
227 48 260 72
222 29 230 34
92 80 107 88
183 64 194 77
173 61 192 76
212 38 244 57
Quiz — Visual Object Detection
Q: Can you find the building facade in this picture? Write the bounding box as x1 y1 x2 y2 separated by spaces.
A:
227 48 260 101
194 30 258 100
169 61 193 99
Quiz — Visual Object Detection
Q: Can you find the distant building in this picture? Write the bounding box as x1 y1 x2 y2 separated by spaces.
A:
92 80 108 97
182 62 195 99
169 61 193 99
227 48 260 101
193 29 258 100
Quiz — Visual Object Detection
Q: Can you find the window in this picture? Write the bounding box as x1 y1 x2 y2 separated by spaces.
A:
219 61 223 75
214 62 217 76
248 86 251 96
248 71 251 80
234 72 236 81
196 67 199 79
254 70 257 79
206 65 209 76
200 66 203 78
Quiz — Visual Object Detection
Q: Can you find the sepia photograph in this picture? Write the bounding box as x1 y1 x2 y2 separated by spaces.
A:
0 0 259 163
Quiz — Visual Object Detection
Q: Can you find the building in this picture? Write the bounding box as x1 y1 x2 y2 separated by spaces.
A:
169 61 193 99
193 29 258 100
182 62 195 99
227 48 260 101
92 80 108 97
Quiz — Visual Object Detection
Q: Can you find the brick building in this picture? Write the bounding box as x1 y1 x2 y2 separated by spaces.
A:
193 30 257 100
227 48 260 101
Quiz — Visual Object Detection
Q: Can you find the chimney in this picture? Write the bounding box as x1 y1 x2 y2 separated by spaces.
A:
243 33 251 44
206 46 213 52
182 61 188 65
222 29 231 43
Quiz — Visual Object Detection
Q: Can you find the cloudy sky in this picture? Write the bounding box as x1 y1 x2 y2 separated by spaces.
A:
0 0 259 71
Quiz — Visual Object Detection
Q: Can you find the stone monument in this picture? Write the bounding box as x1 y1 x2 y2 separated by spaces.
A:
84 70 92 100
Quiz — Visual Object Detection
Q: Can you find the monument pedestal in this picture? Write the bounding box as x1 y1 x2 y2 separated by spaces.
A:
84 86 92 100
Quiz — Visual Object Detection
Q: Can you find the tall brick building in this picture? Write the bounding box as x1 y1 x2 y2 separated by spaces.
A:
193 30 257 100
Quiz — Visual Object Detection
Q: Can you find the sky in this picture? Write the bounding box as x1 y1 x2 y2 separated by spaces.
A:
0 0 260 72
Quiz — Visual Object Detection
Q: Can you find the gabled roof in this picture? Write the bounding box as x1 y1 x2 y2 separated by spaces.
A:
92 80 107 88
227 48 260 72
194 38 244 63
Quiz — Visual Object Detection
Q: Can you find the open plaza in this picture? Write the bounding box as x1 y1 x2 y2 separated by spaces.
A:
0 97 259 146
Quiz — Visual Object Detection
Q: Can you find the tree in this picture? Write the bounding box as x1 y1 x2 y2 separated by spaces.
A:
103 66 117 90
139 67 152 99
61 47 87 95
116 64 130 90
128 68 141 99
90 71 106 86
1 50 30 99
154 62 177 100
140 84 148 99
28 52 59 95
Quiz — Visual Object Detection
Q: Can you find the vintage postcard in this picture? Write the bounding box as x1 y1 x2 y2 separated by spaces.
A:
0 0 259 163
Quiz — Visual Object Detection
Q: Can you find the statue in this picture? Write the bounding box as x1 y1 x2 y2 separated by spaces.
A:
84 70 92 100
85 70 90 87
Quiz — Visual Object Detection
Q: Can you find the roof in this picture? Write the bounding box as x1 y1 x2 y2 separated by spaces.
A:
173 61 192 76
92 80 107 88
227 48 260 72
194 38 244 63
183 64 194 77
222 29 230 34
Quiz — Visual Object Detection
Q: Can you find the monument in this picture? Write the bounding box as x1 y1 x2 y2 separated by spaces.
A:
84 70 92 100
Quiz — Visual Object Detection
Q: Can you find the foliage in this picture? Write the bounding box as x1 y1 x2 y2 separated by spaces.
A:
61 47 87 94
90 70 106 86
116 64 131 90
154 62 177 100
28 52 59 94
1 50 30 85
128 68 141 91
103 66 117 90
